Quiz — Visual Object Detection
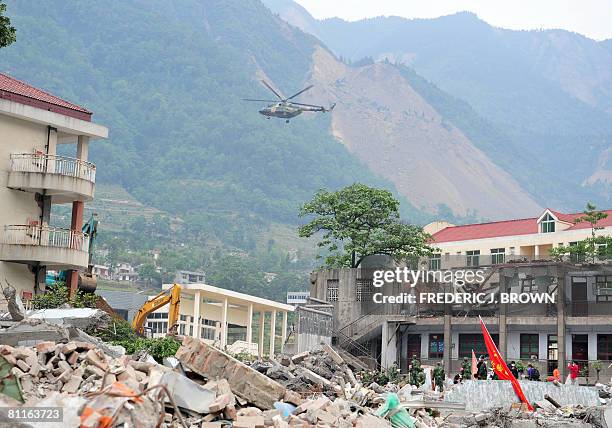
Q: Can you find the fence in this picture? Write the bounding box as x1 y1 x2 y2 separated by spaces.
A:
1 225 89 252
10 153 96 183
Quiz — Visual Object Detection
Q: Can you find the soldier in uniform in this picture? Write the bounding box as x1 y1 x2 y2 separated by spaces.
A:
409 354 425 387
461 357 472 380
433 362 445 392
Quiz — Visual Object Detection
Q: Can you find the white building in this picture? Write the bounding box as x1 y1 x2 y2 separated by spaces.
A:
0 73 108 303
426 208 612 267
146 283 293 358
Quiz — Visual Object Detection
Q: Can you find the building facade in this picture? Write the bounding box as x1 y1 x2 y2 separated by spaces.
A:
146 283 293 358
425 208 612 266
0 74 108 304
310 261 612 383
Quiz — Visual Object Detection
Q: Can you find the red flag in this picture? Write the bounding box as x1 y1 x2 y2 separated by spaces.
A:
471 349 478 377
479 316 533 411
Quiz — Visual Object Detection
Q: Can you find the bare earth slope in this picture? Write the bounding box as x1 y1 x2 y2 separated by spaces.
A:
307 47 541 219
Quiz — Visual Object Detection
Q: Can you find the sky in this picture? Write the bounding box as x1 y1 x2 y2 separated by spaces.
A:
294 0 612 41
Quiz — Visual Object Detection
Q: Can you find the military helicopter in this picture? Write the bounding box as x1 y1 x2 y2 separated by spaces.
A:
243 80 335 123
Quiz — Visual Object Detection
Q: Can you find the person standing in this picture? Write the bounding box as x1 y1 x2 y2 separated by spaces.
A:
568 361 580 385
509 361 519 379
461 357 472 380
433 362 445 392
477 356 488 380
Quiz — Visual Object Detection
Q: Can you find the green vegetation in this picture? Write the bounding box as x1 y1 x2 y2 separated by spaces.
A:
87 317 179 363
298 184 432 267
31 285 98 309
550 204 611 262
0 0 437 300
0 2 16 48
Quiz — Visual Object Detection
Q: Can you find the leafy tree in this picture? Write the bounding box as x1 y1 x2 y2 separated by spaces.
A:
298 183 432 267
574 203 608 240
550 203 610 262
0 2 16 48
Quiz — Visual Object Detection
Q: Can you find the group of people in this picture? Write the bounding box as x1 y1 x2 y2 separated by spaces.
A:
409 357 582 392
452 356 489 383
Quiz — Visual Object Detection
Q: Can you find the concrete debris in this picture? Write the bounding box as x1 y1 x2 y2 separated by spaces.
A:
27 308 111 331
0 330 609 428
2 285 26 321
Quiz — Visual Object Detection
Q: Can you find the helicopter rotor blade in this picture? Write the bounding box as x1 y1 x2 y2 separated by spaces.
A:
242 98 279 102
290 101 325 109
260 80 284 100
286 84 314 101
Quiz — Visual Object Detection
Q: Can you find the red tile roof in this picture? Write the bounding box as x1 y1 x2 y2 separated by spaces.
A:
431 209 612 243
0 73 91 121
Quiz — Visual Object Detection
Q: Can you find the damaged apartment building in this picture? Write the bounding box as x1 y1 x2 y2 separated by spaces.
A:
309 208 612 382
0 73 108 303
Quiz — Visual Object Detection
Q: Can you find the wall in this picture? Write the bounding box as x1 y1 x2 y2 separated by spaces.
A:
292 306 332 354
0 114 47 301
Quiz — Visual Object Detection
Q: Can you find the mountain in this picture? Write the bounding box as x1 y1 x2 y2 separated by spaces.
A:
264 2 612 208
303 47 540 218
1 0 431 240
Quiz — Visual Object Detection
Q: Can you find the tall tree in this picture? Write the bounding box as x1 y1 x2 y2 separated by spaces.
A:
298 183 432 267
0 2 16 48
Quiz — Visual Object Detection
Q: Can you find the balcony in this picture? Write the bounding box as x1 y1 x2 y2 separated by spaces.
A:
0 225 89 269
7 153 96 203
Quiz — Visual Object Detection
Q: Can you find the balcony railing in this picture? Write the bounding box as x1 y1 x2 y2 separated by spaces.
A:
1 225 89 252
10 153 96 183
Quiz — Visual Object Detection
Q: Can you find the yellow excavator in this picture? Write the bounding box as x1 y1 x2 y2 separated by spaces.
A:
132 283 182 336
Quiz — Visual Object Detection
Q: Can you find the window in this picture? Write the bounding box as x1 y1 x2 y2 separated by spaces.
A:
597 334 612 361
520 277 538 293
356 278 373 302
429 334 444 359
491 248 505 264
429 254 441 270
595 276 612 301
540 213 555 233
458 333 498 358
466 250 480 267
509 247 515 256
327 279 338 302
520 334 539 359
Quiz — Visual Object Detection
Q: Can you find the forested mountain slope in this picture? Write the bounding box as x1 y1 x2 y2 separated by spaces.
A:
265 1 612 209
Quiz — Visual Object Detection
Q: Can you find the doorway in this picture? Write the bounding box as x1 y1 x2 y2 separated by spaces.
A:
571 277 588 316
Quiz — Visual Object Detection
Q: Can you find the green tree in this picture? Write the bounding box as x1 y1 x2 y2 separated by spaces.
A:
298 183 432 267
550 203 610 262
0 3 16 48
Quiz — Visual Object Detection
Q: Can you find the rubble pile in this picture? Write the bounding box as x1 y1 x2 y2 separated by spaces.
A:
0 321 611 427
251 344 367 399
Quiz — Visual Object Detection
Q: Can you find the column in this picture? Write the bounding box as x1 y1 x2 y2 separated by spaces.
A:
534 245 540 260
246 304 253 347
67 136 90 298
258 311 266 358
269 310 277 359
587 333 597 362
281 311 288 353
192 291 201 338
220 297 228 348
557 269 566 380
46 127 57 171
381 321 398 369
76 135 89 161
443 295 452 372
66 201 84 298
499 273 508 359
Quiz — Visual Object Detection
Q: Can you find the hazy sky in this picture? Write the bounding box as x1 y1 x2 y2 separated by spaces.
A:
294 0 612 41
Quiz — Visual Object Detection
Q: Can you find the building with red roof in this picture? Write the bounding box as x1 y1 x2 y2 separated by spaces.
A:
0 73 108 302
425 208 612 266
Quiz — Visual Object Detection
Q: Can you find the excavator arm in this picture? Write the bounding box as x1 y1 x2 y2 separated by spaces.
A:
132 283 181 335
